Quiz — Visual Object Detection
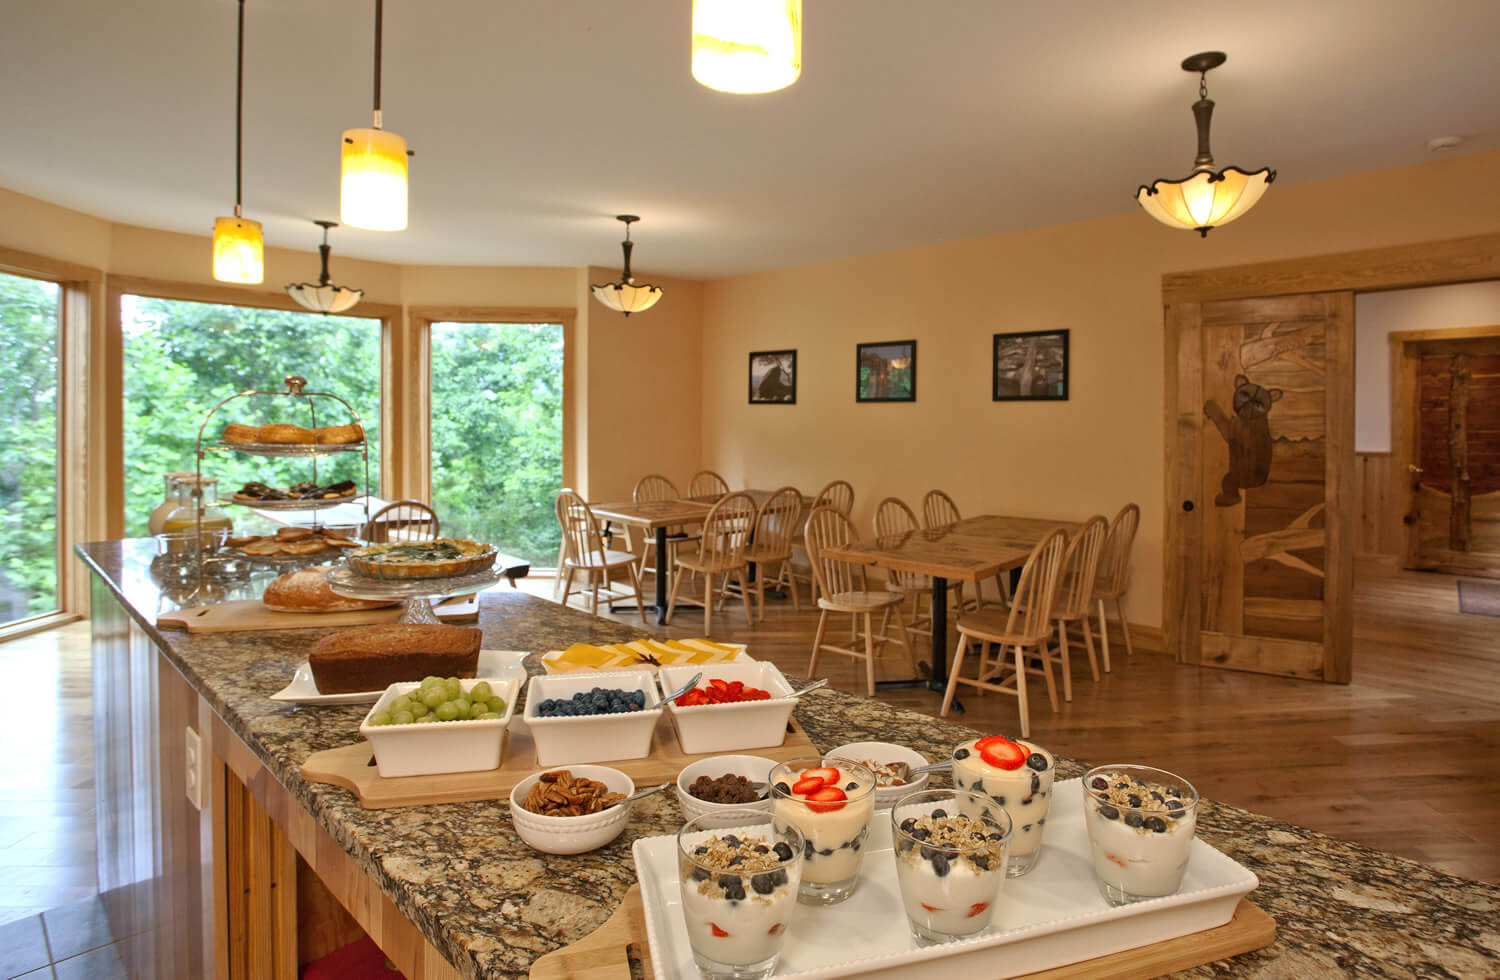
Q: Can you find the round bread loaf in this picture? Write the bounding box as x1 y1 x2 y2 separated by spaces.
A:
315 423 365 445
262 566 394 613
222 423 259 444
258 424 315 444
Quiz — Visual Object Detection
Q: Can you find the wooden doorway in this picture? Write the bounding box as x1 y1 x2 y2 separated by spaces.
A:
1163 232 1500 685
1392 326 1500 578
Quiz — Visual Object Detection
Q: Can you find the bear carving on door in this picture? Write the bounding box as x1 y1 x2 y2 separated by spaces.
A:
1204 374 1283 506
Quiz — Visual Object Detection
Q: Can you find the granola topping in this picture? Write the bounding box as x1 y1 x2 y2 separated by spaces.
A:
683 834 793 902
1086 771 1191 834
895 813 1007 873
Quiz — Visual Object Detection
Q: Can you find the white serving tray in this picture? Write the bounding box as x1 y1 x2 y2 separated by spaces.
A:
632 777 1257 979
270 649 526 705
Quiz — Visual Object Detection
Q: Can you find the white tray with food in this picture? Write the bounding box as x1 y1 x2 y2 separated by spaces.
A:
632 777 1257 979
271 649 527 705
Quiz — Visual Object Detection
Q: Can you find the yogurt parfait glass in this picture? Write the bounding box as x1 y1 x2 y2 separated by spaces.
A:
768 758 877 905
1082 764 1200 906
890 789 1013 948
951 735 1055 876
678 811 805 980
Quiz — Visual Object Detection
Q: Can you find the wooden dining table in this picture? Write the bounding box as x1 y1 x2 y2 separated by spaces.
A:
821 514 1081 709
588 498 714 623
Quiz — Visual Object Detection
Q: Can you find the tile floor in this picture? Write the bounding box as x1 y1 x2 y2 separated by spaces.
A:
0 893 144 980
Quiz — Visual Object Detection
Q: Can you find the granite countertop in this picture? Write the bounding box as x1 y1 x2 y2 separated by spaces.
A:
77 540 1500 979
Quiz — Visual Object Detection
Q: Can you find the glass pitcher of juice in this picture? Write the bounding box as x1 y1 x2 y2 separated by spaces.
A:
161 476 234 553
148 471 197 535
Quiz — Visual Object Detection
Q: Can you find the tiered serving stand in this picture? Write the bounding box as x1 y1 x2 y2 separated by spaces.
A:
324 564 505 624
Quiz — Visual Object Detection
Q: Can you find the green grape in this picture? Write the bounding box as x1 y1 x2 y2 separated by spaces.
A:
409 702 430 719
453 696 472 716
421 675 444 688
469 681 493 701
421 689 446 709
468 702 488 719
392 709 414 725
434 702 460 722
477 711 501 720
486 696 505 714
415 714 438 724
389 695 413 714
368 710 392 727
444 678 462 700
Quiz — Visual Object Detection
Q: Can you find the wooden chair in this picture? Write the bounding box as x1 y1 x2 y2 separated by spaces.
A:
1093 503 1141 672
813 479 855 516
362 500 439 543
631 473 700 584
688 470 730 500
919 489 988 610
940 528 1067 736
741 486 804 621
554 491 647 623
665 492 756 635
804 507 915 697
872 497 932 640
782 480 855 603
1043 515 1109 702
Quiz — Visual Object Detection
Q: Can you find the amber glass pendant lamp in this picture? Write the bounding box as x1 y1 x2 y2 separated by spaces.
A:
211 0 263 284
341 0 410 231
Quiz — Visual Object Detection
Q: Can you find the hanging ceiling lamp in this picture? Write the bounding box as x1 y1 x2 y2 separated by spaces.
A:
341 0 409 231
590 216 664 318
692 0 801 94
285 221 364 314
1136 52 1276 237
211 0 263 284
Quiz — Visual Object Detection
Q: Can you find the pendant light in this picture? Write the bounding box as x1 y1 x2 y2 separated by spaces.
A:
590 216 664 317
285 221 364 314
692 0 802 95
211 0 263 284
1136 52 1276 237
341 0 408 231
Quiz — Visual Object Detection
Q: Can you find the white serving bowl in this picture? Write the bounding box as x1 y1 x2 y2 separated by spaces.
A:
675 754 777 828
508 765 635 854
522 669 662 766
359 676 520 779
827 740 931 809
657 662 796 755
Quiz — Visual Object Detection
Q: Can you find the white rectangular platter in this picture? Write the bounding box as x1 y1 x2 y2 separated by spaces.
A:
632 777 1258 979
271 650 526 705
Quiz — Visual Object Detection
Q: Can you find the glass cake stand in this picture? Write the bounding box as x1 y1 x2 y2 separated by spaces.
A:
324 565 503 624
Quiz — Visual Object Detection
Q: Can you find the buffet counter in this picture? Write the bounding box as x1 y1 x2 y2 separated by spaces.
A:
77 540 1498 978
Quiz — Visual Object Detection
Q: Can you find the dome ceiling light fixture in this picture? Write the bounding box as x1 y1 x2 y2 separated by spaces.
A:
591 215 664 318
211 0 263 284
341 0 411 231
692 0 802 95
1136 51 1276 237
285 220 364 314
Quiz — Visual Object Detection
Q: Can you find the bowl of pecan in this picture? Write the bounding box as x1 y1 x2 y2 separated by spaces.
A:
508 766 635 854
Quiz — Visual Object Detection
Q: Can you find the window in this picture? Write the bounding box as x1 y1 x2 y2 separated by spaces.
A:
0 271 61 624
120 295 382 535
429 321 563 566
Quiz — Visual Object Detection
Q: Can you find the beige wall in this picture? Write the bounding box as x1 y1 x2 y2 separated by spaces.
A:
700 149 1500 633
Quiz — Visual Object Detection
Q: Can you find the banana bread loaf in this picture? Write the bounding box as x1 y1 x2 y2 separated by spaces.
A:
308 624 482 694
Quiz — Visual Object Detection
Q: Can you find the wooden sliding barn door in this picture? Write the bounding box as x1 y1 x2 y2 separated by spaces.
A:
1167 292 1354 683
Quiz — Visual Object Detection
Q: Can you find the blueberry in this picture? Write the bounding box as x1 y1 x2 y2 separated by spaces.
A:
954 748 970 759
1167 786 1182 798
912 828 932 842
753 844 769 854
851 838 861 851
931 853 950 877
845 782 858 791
723 835 741 847
931 808 947 819
694 845 708 856
1090 777 1109 791
1100 805 1120 821
1145 817 1168 833
1022 824 1032 832
839 840 852 849
1165 799 1184 811
920 845 938 861
898 839 914 855
1030 772 1041 794
728 855 745 866
818 847 833 856
803 839 814 859
986 832 1005 841
773 842 793 861
771 869 788 886
774 781 792 796
1038 817 1046 826
900 817 917 833
1151 791 1165 802
692 867 709 881
1124 812 1144 828
1127 794 1142 808
992 794 1007 806
751 873 775 895
1026 753 1048 772
972 854 990 870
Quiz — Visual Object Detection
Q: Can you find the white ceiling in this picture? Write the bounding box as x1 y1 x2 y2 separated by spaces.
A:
2 1 1497 280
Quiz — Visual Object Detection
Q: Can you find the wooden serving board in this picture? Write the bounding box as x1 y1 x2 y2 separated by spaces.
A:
528 887 1275 980
156 594 478 632
301 717 818 809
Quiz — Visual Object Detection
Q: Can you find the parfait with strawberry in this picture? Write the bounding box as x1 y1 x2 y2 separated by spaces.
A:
951 734 1056 876
767 758 877 905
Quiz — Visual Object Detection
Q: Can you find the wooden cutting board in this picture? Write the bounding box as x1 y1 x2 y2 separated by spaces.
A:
156 594 478 632
301 717 819 809
527 887 1275 979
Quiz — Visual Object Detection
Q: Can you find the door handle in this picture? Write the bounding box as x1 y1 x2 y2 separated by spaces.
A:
1408 465 1424 474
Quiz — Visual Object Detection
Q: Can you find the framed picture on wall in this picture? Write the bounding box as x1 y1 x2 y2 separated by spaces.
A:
993 329 1069 401
856 340 917 402
748 349 797 404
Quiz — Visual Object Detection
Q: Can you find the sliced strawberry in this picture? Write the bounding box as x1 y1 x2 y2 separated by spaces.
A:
967 902 989 918
974 735 1011 751
802 767 841 784
979 739 1026 770
767 923 783 935
805 785 848 813
791 776 826 795
711 923 729 938
920 902 941 913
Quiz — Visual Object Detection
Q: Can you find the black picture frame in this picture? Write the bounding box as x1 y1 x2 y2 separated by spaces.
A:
748 349 797 404
855 340 917 402
992 329 1069 401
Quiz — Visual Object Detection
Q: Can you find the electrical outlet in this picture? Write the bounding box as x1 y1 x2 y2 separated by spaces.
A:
184 726 204 810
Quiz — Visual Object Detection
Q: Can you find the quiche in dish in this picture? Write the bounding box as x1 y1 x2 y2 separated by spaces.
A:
345 538 497 580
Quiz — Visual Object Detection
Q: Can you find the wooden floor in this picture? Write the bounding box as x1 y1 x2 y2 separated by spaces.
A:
540 557 1500 884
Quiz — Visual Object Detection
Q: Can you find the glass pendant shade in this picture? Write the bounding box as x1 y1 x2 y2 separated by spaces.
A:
341 127 408 231
692 0 801 94
1137 166 1275 236
286 283 363 314
590 282 664 317
211 216 264 284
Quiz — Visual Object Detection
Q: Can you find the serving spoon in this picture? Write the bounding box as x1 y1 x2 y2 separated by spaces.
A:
780 678 829 699
657 672 704 706
884 759 953 782
606 781 673 810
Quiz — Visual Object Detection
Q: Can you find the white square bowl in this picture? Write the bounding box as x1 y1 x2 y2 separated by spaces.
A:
358 676 520 778
657 662 795 755
522 669 663 766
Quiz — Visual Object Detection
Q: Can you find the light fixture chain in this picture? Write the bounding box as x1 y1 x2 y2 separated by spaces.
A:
1199 72 1208 101
372 0 383 120
234 0 245 209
